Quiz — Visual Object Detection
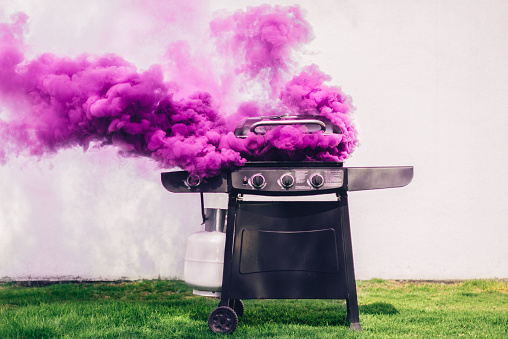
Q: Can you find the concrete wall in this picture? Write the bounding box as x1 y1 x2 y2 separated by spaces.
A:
1 0 507 281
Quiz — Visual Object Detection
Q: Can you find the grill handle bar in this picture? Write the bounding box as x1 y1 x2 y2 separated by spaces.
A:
250 119 327 134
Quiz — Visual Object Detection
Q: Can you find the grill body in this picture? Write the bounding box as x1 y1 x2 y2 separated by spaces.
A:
161 162 412 333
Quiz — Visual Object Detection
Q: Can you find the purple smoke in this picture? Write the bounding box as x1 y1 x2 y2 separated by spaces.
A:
210 5 313 94
0 5 357 179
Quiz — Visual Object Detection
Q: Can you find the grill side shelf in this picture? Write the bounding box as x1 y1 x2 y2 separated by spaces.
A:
346 166 414 191
161 171 228 193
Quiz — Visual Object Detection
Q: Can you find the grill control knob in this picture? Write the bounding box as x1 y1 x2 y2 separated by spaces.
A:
251 174 265 189
185 174 201 188
310 173 324 188
280 174 295 188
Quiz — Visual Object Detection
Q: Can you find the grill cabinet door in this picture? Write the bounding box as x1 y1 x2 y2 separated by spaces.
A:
229 201 349 299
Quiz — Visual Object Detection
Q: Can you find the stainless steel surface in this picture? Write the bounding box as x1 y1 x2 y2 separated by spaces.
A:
347 166 414 191
229 165 345 195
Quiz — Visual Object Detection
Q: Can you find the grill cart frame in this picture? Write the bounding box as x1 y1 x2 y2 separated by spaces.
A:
162 163 413 333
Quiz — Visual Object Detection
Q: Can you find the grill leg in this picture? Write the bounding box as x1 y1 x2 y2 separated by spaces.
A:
339 192 363 331
346 298 362 330
218 193 238 308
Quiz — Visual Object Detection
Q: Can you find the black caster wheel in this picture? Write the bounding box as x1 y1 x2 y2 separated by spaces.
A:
208 306 238 334
228 299 245 317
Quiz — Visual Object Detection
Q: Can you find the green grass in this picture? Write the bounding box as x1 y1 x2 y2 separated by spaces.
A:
0 279 506 338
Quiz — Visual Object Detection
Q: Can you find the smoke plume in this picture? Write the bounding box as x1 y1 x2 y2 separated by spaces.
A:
0 5 357 179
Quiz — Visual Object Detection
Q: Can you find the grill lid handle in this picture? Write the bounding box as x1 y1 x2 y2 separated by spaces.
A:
250 119 327 134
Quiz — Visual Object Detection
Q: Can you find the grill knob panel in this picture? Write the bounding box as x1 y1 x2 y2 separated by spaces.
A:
229 166 344 194
251 174 265 189
310 174 324 188
280 174 295 188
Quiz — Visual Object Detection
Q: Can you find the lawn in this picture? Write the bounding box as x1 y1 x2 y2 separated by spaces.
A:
0 279 506 338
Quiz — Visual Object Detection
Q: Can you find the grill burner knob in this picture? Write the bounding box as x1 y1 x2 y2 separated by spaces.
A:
251 174 265 189
280 174 295 188
185 174 201 188
310 173 324 188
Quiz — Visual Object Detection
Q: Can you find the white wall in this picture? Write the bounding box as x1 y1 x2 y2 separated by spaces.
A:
0 0 507 281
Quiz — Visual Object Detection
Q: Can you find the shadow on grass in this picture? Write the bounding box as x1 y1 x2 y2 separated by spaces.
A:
360 302 398 315
0 280 195 306
189 299 398 328
190 299 350 327
4 324 59 339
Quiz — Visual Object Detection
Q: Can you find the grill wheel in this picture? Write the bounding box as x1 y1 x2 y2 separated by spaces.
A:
208 306 238 334
228 299 244 317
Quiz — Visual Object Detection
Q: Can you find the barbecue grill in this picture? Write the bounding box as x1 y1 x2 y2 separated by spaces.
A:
161 115 413 334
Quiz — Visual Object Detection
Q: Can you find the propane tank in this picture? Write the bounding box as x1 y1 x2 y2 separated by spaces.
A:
184 208 226 297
